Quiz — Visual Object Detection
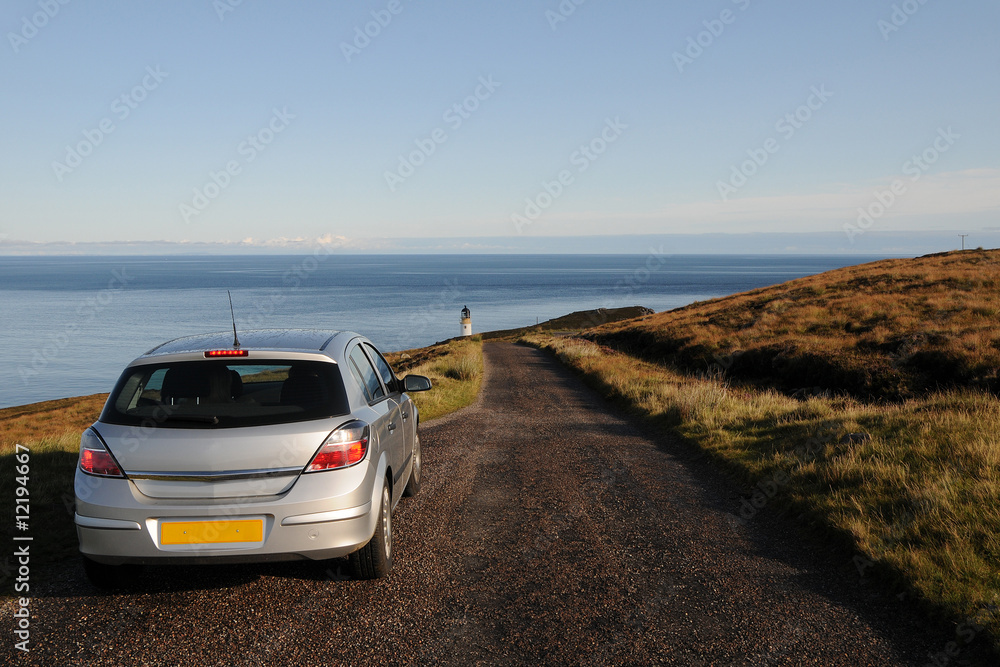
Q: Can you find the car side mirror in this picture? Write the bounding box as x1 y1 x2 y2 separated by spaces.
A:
403 374 432 392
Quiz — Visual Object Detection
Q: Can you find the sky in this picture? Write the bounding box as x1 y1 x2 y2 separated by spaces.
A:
1 0 998 254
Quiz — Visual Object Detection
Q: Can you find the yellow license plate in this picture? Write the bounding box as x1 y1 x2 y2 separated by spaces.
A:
160 519 263 546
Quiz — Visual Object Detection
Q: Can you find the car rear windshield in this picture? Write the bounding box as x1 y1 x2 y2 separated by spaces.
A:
100 360 350 429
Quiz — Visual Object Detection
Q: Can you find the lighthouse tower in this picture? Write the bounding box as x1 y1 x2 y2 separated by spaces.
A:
460 306 472 337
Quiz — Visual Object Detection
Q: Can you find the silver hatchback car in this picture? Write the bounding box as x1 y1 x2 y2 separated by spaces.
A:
74 329 431 587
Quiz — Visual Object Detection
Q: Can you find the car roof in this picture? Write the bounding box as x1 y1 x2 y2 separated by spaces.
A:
141 329 355 358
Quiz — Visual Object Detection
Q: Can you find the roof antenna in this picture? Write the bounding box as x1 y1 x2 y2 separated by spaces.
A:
228 290 241 349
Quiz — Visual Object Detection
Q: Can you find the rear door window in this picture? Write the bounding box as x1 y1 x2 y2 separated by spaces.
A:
364 343 397 394
349 345 385 402
347 357 372 402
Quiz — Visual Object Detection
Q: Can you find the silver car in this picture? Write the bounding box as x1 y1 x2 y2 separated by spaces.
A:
74 329 431 587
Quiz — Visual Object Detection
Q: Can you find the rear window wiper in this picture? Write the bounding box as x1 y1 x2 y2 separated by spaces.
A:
162 414 219 425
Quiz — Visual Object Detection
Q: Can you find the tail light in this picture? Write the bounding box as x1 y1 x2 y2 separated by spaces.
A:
79 428 124 478
306 420 370 472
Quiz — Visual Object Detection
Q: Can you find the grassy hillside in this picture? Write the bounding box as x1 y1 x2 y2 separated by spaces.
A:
480 306 653 341
525 249 1000 660
385 336 484 421
0 394 111 572
588 249 1000 400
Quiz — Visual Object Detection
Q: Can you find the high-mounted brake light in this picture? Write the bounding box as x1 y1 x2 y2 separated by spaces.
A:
306 420 370 472
205 349 249 357
79 429 124 478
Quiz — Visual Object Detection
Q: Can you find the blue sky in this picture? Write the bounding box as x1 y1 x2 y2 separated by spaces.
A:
1 0 998 253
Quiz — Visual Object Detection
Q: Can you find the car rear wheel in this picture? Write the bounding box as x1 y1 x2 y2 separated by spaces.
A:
350 480 392 579
82 556 139 590
403 433 421 498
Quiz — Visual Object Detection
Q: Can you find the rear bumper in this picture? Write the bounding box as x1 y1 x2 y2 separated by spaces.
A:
76 508 373 565
74 459 384 565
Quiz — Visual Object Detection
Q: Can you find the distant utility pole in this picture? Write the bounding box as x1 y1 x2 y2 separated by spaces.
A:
959 234 968 250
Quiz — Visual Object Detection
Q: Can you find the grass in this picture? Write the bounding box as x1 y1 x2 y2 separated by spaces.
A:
0 339 484 591
587 249 1000 400
0 394 110 582
479 306 653 341
522 249 1000 659
527 333 1000 658
386 335 484 421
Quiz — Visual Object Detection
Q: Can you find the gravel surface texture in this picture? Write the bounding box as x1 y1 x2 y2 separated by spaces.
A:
3 342 965 665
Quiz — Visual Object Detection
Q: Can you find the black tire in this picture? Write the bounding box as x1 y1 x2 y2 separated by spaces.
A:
350 480 392 579
402 432 422 498
82 556 139 590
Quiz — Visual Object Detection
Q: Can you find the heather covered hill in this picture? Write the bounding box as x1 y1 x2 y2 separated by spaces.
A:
587 249 1000 400
526 250 1000 659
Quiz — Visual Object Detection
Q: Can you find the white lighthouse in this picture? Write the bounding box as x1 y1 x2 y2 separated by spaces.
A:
460 306 472 337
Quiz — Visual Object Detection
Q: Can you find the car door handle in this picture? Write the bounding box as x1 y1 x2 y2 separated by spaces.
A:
387 422 397 432
401 411 409 421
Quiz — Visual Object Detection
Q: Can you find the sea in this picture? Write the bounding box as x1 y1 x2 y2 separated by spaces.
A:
0 254 888 408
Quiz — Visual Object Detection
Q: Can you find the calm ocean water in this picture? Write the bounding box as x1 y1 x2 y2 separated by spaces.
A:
0 254 884 408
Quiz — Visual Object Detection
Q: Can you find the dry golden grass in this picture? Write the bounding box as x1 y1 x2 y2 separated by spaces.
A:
387 336 483 421
479 306 653 341
0 394 107 455
589 249 1000 399
0 395 108 576
526 252 1000 656
530 334 1000 653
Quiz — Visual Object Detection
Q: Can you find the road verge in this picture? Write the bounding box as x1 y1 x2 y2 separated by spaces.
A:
523 332 1000 661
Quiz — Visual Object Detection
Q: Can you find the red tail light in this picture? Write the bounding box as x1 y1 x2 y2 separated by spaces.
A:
79 429 124 478
205 349 248 357
306 421 370 472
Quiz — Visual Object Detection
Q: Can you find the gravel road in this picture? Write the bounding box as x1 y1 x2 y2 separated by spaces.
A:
4 343 957 665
